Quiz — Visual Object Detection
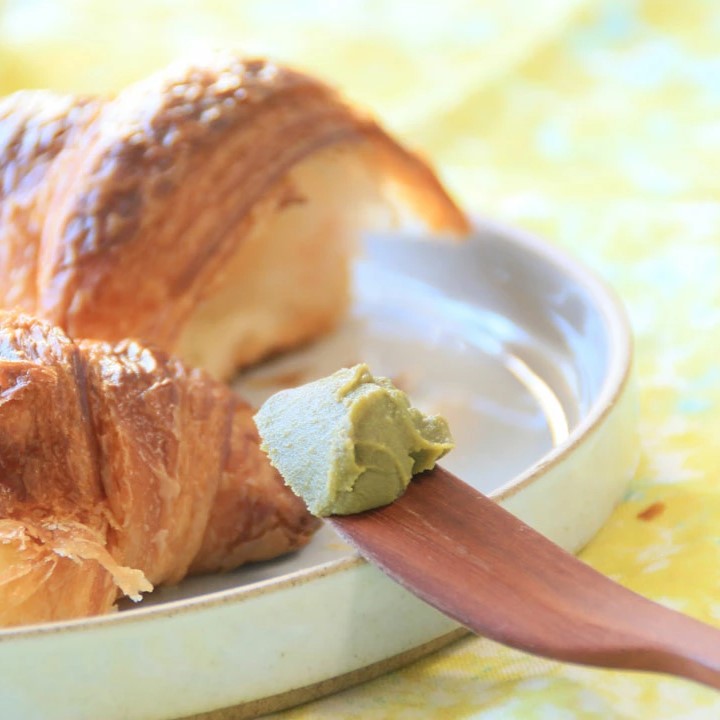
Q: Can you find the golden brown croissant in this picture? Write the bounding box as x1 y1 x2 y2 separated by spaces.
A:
0 51 468 380
0 310 319 627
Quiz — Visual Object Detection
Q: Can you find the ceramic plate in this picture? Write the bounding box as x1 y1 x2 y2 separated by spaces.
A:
0 219 638 720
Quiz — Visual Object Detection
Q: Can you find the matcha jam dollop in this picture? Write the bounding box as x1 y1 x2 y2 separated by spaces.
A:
254 364 454 516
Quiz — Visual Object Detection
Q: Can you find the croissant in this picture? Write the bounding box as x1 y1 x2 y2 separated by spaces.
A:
0 51 469 380
0 311 319 627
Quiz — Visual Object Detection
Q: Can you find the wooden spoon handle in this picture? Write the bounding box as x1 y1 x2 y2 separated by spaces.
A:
330 466 720 690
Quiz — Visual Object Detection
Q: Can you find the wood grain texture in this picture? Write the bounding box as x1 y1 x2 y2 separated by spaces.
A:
330 466 720 690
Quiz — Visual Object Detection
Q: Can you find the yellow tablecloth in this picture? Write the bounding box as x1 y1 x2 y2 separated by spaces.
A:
2 1 719 717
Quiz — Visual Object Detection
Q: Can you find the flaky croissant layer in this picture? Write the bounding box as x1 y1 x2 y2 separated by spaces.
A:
0 311 319 627
0 50 468 380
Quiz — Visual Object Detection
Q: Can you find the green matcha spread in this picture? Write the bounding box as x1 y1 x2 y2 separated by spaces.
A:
254 364 454 516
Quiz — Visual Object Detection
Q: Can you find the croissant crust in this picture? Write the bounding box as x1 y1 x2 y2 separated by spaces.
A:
0 51 469 378
0 311 319 626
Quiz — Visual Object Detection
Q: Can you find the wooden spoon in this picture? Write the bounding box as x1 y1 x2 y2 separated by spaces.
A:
329 465 720 690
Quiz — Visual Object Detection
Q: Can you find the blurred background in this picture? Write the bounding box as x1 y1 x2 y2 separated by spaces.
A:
2 1 720 717
3 0 714 213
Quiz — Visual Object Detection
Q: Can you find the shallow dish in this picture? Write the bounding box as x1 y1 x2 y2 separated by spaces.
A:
0 218 638 720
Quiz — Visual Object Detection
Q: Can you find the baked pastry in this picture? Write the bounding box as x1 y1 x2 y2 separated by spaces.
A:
0 53 467 625
0 311 318 626
0 51 468 380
